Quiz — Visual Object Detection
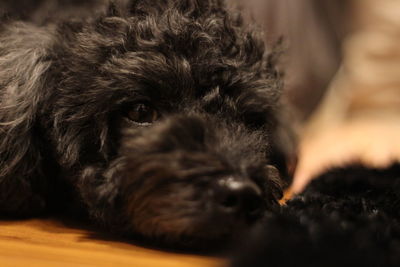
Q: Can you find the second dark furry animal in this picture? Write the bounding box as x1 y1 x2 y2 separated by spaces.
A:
0 0 290 247
232 165 400 267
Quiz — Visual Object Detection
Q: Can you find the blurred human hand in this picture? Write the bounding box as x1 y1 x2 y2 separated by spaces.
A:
292 116 400 194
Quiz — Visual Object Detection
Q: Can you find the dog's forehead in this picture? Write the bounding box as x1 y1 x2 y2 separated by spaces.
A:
61 2 279 122
101 47 273 115
89 4 267 93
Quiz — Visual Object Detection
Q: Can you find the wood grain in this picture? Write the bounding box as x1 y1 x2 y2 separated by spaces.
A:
0 218 226 267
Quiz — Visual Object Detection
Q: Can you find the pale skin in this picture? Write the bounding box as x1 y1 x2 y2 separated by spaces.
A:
292 116 400 194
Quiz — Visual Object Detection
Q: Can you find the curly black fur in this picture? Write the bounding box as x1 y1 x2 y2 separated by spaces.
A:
232 165 400 267
0 0 289 247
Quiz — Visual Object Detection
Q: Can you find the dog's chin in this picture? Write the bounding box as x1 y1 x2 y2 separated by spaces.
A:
130 210 262 250
123 186 269 249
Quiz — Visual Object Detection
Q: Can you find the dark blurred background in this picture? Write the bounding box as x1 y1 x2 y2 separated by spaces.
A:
237 0 349 121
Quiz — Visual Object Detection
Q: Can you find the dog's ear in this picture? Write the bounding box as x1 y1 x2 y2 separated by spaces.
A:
0 22 53 215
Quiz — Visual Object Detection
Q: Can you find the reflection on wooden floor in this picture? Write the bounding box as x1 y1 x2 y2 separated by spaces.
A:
0 217 226 267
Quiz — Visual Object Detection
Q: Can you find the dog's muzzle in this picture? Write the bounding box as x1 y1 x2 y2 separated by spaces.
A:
120 114 281 245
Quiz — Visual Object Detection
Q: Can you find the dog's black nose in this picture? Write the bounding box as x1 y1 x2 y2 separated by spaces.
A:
213 176 264 221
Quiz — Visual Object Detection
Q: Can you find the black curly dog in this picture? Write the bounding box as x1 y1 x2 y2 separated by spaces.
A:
0 0 290 247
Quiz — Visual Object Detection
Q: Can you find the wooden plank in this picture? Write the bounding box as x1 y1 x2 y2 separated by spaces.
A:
0 218 226 267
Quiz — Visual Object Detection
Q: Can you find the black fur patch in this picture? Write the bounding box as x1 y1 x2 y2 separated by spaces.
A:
232 165 400 267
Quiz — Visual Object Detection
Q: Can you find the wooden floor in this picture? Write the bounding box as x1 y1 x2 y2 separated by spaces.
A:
0 217 226 267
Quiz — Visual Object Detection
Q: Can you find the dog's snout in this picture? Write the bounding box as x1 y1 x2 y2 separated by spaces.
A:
213 176 264 221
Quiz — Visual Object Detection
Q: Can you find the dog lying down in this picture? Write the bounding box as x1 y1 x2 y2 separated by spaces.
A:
232 165 400 267
0 0 292 247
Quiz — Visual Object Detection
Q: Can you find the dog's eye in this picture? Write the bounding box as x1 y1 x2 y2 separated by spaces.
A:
126 103 159 124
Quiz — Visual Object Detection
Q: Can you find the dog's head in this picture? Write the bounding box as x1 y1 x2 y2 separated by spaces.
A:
0 0 291 247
